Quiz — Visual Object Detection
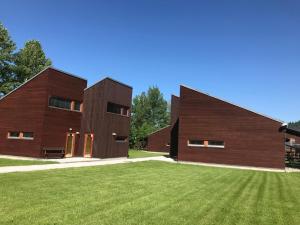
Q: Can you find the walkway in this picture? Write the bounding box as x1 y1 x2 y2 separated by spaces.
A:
0 154 299 174
0 156 173 174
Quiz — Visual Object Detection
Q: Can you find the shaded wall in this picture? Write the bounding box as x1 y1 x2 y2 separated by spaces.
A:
79 78 132 158
177 86 285 169
146 126 171 152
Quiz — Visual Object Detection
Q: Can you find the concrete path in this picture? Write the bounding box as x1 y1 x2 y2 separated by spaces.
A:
0 154 299 174
0 156 173 174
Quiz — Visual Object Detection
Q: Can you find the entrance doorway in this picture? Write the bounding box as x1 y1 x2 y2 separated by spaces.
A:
65 133 75 157
84 134 94 157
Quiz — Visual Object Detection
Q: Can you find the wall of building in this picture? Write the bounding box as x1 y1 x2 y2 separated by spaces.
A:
0 70 49 157
79 78 132 158
0 68 87 157
177 86 285 169
146 126 171 152
41 69 87 156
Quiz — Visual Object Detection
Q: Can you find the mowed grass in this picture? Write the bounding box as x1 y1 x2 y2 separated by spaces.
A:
0 158 56 167
0 161 300 225
128 149 168 158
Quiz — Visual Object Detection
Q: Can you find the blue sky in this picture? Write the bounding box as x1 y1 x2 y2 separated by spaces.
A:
1 0 299 122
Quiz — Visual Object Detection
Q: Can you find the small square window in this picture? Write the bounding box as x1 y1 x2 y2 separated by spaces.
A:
74 101 81 111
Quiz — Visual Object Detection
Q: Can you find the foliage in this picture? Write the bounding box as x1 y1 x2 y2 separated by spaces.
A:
15 40 51 85
0 161 299 225
0 22 16 96
128 149 168 158
130 86 170 148
288 120 300 131
0 22 51 96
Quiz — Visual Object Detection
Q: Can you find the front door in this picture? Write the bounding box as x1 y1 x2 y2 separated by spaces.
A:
84 134 93 157
65 133 75 157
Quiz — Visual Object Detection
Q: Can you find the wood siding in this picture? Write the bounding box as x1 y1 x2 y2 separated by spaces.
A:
0 68 87 157
146 126 171 152
41 69 87 156
177 86 285 169
79 78 132 158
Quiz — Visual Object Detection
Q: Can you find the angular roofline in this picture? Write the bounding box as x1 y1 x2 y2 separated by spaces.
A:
85 77 132 91
147 125 171 136
180 85 284 123
0 66 87 102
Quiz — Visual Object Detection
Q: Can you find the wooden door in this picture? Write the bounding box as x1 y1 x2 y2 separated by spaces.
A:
84 134 94 157
65 133 75 157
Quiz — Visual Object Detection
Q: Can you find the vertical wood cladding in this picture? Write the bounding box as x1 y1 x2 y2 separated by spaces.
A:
41 69 87 156
79 78 132 158
0 68 87 157
177 86 285 169
146 126 171 152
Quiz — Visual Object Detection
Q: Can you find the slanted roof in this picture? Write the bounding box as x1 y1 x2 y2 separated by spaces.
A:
85 77 132 91
147 125 171 136
180 85 284 123
0 66 86 102
279 127 300 137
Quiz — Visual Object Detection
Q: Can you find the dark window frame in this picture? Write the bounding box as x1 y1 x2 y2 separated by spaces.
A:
107 102 130 117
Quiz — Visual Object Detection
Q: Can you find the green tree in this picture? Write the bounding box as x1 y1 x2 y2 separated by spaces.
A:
130 86 170 148
15 40 51 85
0 22 16 96
289 121 300 131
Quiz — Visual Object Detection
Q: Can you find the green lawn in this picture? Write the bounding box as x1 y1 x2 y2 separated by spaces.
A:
128 149 168 158
0 161 299 225
0 158 55 167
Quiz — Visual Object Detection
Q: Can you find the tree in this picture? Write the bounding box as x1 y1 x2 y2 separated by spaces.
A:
0 22 16 96
289 121 300 131
130 86 170 148
15 40 51 85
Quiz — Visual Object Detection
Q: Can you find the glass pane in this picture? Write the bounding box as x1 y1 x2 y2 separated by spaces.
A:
85 134 92 155
189 140 204 145
9 132 20 137
66 134 73 154
23 132 33 138
208 140 224 146
74 101 81 111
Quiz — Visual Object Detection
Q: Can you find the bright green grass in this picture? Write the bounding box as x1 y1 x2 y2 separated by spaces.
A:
128 149 168 158
0 158 56 167
0 161 299 225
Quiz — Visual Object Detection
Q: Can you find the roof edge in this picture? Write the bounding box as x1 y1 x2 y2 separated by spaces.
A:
0 66 87 102
180 84 284 124
85 76 132 91
147 125 171 136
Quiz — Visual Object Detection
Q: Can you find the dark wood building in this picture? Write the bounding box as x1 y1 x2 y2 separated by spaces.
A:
0 67 87 157
78 78 132 158
171 85 286 169
146 126 171 152
0 67 132 159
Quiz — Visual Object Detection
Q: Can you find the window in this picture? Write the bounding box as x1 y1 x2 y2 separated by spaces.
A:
73 101 81 111
188 140 205 147
115 136 127 142
49 97 71 110
187 139 225 148
8 131 20 139
208 140 225 148
7 132 34 140
23 132 34 140
107 102 129 116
